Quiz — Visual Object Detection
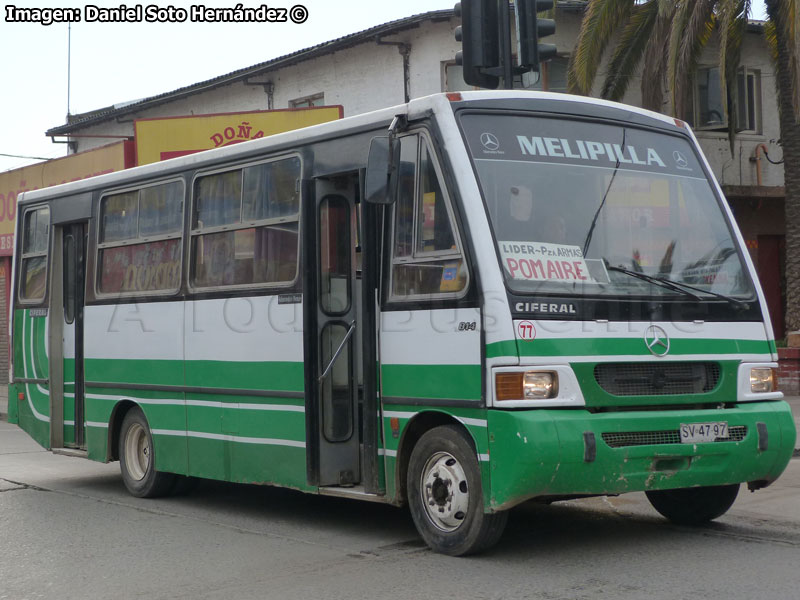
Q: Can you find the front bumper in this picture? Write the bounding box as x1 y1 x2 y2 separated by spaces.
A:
487 400 796 510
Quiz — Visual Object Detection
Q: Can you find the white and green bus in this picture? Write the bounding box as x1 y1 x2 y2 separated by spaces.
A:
10 91 796 555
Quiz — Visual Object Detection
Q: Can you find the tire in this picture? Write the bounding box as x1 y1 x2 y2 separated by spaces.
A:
407 425 508 556
646 484 740 526
119 407 175 498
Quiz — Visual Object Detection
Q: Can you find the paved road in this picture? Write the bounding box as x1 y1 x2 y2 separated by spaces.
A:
1 415 800 600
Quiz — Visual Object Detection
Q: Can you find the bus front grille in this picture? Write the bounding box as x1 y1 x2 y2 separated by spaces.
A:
601 426 748 448
594 362 721 396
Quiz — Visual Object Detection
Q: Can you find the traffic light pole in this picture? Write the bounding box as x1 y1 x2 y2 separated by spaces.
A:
498 0 514 90
454 0 555 90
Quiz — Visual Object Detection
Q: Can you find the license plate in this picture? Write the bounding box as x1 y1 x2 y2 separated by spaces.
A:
680 422 728 443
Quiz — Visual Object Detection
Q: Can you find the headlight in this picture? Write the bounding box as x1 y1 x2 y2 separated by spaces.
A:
496 371 558 400
750 367 776 393
524 372 558 399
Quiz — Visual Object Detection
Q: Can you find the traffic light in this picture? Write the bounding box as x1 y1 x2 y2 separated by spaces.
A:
454 0 500 89
515 0 557 72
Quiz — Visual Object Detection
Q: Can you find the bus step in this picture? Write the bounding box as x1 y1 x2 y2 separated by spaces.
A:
52 448 88 459
319 485 387 504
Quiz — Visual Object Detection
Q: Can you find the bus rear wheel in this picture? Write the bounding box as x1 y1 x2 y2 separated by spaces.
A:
645 484 740 525
119 407 175 498
407 425 508 556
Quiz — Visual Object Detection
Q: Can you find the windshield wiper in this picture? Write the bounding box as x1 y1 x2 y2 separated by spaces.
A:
649 275 751 310
606 265 702 300
583 128 625 258
606 265 750 309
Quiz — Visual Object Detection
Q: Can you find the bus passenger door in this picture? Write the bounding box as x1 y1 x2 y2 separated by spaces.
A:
61 222 87 448
304 178 361 487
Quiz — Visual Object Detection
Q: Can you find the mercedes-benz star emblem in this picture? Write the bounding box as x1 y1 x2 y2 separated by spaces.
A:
673 150 689 169
480 132 500 151
644 325 670 357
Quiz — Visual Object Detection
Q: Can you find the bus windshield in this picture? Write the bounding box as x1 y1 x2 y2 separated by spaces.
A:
460 113 755 300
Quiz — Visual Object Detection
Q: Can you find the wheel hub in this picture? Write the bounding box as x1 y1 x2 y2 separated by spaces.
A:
124 422 149 482
421 452 469 532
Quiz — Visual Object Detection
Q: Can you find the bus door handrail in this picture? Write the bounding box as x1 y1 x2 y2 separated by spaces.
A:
318 320 356 384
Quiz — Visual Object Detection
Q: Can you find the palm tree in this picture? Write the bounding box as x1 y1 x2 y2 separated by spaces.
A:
764 0 800 334
568 0 747 132
568 0 800 335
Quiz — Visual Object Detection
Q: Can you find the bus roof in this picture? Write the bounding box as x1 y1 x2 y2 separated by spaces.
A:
18 91 681 206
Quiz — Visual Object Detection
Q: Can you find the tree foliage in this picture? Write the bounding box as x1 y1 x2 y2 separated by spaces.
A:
568 0 800 334
568 0 751 149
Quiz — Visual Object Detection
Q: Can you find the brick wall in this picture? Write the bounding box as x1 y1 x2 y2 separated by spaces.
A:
778 348 800 395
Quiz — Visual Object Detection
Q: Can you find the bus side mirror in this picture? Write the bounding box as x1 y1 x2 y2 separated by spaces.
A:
365 136 399 205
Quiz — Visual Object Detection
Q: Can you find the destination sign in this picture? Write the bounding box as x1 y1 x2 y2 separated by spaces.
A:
461 113 703 177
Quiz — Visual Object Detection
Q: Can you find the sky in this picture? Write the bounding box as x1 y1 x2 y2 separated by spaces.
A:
1 0 768 174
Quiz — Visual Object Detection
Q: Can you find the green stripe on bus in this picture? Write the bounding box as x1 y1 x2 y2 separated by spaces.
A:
486 337 772 358
485 340 518 359
84 359 305 391
381 364 481 400
12 311 24 378
31 313 49 378
185 360 304 391
85 359 185 386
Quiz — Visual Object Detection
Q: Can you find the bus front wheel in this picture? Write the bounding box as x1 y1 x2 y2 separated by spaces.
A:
119 407 175 498
407 425 508 556
645 484 740 525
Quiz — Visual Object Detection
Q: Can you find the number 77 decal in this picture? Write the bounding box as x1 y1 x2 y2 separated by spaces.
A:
517 321 536 340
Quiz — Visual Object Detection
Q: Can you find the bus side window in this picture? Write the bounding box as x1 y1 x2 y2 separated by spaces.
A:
390 135 467 300
19 206 50 303
416 144 456 254
190 156 301 290
393 135 417 259
97 181 183 296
